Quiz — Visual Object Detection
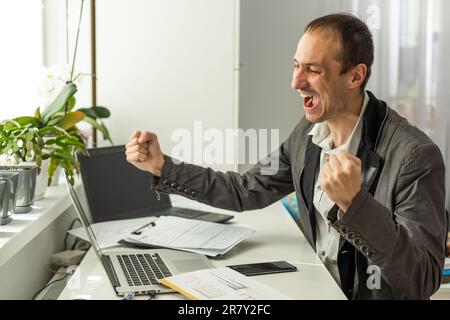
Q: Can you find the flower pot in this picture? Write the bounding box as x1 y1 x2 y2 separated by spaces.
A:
0 181 9 225
0 165 37 213
34 160 49 201
0 172 19 226
50 166 62 186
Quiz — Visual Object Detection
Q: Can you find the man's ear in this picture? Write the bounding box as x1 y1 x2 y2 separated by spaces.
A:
348 64 367 90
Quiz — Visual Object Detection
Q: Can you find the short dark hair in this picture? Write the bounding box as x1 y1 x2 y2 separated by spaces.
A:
305 13 374 92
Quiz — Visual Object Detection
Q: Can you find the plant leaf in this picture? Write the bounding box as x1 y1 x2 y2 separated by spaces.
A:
58 111 85 130
83 116 113 145
91 106 110 118
68 96 77 111
78 106 111 119
38 126 70 137
77 107 97 119
2 120 20 131
34 107 42 122
41 83 78 123
47 157 60 186
13 116 40 127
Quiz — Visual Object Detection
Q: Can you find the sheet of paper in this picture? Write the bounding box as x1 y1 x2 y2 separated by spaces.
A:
122 237 234 257
128 216 254 250
68 216 157 249
159 267 292 300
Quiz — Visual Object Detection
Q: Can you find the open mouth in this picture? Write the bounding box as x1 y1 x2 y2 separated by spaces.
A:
299 92 319 110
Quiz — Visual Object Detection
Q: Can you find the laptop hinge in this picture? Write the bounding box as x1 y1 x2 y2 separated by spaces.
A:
101 254 121 287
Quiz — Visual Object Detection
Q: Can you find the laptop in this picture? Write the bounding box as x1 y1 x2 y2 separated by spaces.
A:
65 176 215 296
77 145 233 223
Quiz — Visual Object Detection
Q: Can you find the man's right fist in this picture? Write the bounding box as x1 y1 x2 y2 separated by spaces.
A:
125 131 165 177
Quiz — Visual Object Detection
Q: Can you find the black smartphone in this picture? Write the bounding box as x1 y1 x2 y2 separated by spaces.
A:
226 261 298 276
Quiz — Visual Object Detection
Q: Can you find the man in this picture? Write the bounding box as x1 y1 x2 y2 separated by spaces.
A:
125 13 447 299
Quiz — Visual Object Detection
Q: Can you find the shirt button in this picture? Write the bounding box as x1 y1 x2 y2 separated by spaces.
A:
321 251 326 256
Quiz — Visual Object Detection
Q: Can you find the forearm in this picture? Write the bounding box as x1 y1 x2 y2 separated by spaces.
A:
331 188 446 299
151 154 294 212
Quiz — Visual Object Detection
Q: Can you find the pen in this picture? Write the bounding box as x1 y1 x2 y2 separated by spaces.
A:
131 221 156 235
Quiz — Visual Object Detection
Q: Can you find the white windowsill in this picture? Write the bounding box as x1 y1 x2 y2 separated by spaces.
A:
0 181 71 267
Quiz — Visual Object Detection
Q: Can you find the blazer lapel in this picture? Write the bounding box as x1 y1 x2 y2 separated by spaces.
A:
300 136 322 248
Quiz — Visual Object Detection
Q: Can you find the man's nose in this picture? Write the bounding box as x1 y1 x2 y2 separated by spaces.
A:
291 67 309 90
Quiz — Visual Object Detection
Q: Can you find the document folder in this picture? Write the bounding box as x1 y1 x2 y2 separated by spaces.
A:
123 216 255 257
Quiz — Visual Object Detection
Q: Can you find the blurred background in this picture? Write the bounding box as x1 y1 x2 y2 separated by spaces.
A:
1 0 449 203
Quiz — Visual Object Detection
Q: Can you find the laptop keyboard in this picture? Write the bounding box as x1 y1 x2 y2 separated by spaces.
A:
117 253 173 287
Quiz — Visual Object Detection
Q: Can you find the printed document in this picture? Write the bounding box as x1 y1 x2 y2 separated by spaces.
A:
159 267 291 300
68 217 157 248
125 216 254 257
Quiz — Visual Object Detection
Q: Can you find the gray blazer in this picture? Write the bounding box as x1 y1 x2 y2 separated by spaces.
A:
151 91 447 299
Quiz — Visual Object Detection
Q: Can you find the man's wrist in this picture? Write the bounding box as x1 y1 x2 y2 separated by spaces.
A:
153 154 166 177
338 202 351 213
338 187 362 214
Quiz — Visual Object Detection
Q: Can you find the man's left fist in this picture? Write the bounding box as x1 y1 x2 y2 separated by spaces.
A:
319 151 362 213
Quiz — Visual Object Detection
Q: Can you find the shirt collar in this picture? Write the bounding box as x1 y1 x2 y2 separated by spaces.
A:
308 91 370 154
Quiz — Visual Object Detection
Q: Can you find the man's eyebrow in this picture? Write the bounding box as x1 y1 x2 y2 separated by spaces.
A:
293 59 323 68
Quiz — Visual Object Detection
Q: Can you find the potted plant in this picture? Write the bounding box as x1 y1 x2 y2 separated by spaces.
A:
0 81 113 198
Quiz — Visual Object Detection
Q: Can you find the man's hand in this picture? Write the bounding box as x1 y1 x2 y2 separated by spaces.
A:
125 131 165 176
319 151 362 213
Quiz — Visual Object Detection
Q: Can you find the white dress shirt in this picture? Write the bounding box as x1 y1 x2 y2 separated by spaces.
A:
308 92 369 286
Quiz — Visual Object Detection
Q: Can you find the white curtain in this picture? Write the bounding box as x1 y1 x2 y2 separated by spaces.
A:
321 0 450 207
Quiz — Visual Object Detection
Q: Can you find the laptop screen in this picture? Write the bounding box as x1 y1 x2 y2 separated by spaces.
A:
78 145 171 223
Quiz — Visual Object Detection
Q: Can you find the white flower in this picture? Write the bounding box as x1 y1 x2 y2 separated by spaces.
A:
36 65 85 108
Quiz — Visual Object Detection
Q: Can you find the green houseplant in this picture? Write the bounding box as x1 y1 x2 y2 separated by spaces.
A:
0 82 113 187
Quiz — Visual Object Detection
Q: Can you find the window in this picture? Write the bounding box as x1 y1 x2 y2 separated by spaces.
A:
0 1 43 120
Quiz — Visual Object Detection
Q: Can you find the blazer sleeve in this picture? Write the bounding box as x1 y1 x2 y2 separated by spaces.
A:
150 137 296 212
331 143 446 299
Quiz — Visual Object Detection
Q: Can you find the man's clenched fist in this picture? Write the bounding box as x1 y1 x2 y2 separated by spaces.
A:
318 151 362 213
125 131 165 176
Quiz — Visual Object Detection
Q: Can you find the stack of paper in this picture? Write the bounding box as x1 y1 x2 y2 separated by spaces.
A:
68 216 158 249
159 267 291 300
124 216 254 257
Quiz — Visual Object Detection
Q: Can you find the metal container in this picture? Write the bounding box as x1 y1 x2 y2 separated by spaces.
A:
0 181 8 225
0 166 37 213
0 172 19 226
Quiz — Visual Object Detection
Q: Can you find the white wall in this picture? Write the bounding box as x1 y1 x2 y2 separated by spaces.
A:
95 0 239 172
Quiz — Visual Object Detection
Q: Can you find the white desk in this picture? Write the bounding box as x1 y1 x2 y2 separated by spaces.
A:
58 196 346 300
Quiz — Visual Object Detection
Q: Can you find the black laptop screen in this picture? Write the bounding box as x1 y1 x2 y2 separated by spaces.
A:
78 145 172 223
